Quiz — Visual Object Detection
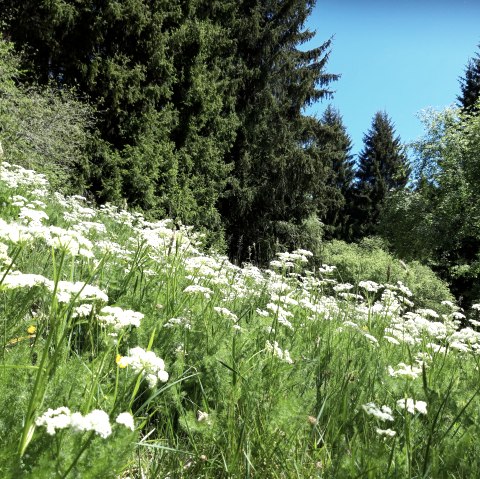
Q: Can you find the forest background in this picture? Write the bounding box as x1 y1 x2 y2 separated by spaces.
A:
1 0 480 309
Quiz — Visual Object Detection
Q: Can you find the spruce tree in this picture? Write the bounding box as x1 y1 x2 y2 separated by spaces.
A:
0 0 240 244
219 0 338 263
1 0 338 257
317 106 355 240
458 45 480 112
353 111 410 238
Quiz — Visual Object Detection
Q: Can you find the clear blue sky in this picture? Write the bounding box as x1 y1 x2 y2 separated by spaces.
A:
305 0 480 155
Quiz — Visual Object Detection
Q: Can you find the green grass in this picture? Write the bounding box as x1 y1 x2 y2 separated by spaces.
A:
1 160 480 478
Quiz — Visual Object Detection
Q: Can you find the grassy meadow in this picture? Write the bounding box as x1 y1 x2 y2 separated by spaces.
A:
1 159 480 478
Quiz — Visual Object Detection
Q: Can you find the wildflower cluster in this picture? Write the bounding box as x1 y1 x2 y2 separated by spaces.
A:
265 340 294 364
117 347 169 388
35 407 134 438
2 157 480 477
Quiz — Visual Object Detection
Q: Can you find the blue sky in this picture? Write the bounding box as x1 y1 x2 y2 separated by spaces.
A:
305 0 480 155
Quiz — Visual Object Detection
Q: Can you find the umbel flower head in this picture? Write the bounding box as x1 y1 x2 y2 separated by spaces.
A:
117 347 169 388
98 305 144 330
35 408 135 438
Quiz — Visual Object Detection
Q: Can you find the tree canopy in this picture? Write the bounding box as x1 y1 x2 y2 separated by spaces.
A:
379 106 480 307
1 0 338 257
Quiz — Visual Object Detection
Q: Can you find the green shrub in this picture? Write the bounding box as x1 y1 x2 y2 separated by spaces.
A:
320 237 454 309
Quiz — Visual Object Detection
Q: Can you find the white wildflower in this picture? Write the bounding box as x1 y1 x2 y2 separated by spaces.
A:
417 308 440 319
363 333 379 346
362 403 394 422
359 280 382 293
265 340 294 364
120 347 169 388
388 362 422 379
19 207 49 225
292 248 313 257
56 281 109 303
35 407 72 435
183 284 213 299
213 307 238 321
83 410 112 438
98 306 144 330
318 264 336 274
0 271 52 290
396 281 413 297
163 317 191 330
376 428 396 437
333 283 354 292
396 398 427 415
72 303 94 318
36 407 112 438
115 412 135 431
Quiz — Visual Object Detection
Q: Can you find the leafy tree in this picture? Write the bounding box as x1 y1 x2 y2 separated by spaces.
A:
353 111 410 238
458 45 480 113
316 105 355 240
219 0 338 264
0 39 93 192
379 106 480 307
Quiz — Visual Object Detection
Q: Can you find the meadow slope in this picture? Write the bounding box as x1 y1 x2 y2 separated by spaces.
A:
1 160 480 478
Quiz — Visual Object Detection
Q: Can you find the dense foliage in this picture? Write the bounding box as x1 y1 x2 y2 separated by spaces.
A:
2 3 480 475
0 41 93 192
218 1 338 263
0 0 338 257
379 105 480 309
2 1 480 304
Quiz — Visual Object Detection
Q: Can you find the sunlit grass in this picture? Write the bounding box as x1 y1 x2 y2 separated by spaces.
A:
1 159 480 478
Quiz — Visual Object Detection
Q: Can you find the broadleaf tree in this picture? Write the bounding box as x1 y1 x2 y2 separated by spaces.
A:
379 106 480 308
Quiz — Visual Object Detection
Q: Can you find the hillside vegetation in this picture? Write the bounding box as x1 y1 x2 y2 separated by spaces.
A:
2 3 480 476
1 157 480 478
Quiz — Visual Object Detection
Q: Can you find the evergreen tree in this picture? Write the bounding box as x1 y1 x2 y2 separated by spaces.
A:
0 0 239 244
317 105 355 240
353 111 410 238
458 45 480 112
219 0 338 263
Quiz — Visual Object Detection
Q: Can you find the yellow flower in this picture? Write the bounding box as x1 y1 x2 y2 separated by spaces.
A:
27 325 37 335
116 354 128 368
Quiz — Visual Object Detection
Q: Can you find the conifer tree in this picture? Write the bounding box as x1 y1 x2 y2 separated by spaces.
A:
0 0 239 244
220 0 338 263
353 111 410 238
458 45 480 112
317 106 355 240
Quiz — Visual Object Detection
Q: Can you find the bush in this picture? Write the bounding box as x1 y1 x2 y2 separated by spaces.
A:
319 237 454 309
